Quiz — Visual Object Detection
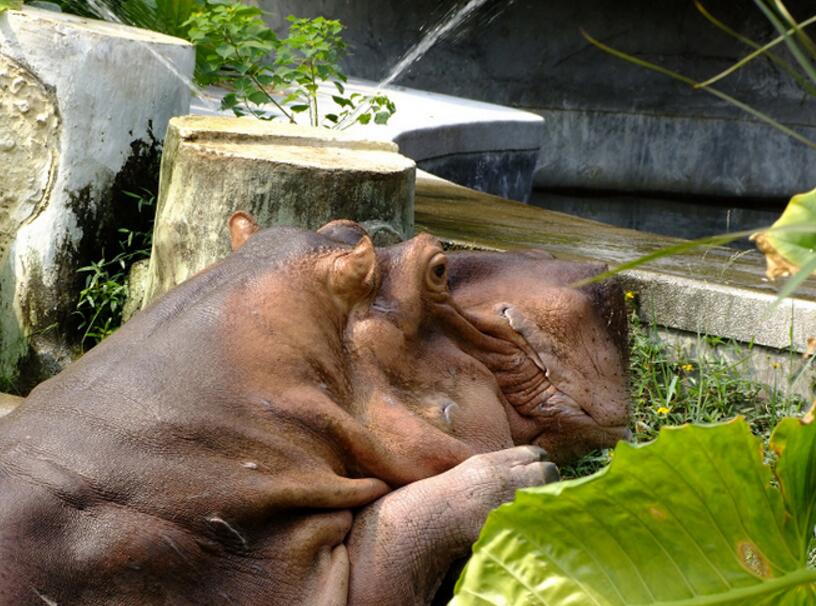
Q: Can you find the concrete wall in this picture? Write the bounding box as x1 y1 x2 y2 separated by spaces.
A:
260 0 816 199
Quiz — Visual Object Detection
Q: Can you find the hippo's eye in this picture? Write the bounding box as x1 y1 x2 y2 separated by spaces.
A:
426 252 449 292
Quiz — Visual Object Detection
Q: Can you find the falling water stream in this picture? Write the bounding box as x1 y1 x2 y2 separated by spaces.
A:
378 0 494 88
60 0 502 113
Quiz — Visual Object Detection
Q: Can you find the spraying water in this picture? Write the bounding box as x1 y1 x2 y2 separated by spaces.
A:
82 0 216 110
378 0 493 88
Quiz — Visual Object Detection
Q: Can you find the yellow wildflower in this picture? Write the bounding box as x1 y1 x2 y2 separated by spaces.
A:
624 290 636 301
680 363 694 373
656 406 671 415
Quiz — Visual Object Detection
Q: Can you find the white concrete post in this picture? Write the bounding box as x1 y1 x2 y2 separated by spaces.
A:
0 7 194 387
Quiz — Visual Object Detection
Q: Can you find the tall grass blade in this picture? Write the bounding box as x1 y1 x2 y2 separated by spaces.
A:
753 0 816 85
773 0 816 58
571 220 816 291
695 13 816 90
695 1 816 96
569 225 765 287
581 30 816 150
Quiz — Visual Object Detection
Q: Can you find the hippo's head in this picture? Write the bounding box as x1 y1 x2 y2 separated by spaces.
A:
232 216 630 468
445 250 631 464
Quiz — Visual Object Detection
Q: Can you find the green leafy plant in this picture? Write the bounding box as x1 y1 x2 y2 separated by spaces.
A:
47 0 200 31
185 0 281 117
47 1 394 128
75 257 131 346
185 1 395 128
117 0 200 37
74 189 154 349
452 410 816 604
0 0 22 14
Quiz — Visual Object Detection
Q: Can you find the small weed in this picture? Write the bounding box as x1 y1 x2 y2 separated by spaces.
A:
74 189 154 350
562 295 808 478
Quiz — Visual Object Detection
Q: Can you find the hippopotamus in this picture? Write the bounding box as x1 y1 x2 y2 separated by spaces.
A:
0 214 630 605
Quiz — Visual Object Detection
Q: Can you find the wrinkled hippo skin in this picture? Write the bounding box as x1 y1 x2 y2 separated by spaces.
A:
0 216 629 605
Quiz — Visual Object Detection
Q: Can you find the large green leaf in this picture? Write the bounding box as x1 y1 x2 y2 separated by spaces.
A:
771 408 816 562
753 187 816 281
451 415 816 605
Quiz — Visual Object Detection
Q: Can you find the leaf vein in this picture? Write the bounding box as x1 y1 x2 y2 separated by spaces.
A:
603 490 699 597
481 545 551 606
542 513 629 605
554 492 657 602
617 466 734 590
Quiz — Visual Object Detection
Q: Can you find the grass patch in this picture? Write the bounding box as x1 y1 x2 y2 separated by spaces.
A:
562 295 810 479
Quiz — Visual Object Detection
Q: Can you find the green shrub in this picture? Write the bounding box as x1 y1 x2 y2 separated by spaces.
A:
0 0 22 14
185 1 395 128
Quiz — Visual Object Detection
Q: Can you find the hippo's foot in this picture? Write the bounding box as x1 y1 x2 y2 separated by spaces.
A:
346 445 559 606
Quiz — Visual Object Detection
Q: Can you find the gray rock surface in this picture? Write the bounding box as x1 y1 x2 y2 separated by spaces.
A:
0 7 194 388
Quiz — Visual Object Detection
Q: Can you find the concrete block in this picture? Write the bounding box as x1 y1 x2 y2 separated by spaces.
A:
0 7 194 386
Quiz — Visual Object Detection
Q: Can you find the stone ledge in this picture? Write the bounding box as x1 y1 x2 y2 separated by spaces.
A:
414 171 816 355
619 270 816 352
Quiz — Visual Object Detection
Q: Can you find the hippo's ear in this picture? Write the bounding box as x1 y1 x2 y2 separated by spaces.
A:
330 235 377 306
317 219 369 246
228 211 260 251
